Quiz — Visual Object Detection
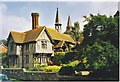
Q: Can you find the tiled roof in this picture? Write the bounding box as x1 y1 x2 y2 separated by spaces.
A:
54 40 68 49
9 26 75 44
77 37 84 44
46 28 75 44
54 41 63 48
0 43 7 53
10 31 26 43
71 37 84 49
24 26 45 43
63 30 72 34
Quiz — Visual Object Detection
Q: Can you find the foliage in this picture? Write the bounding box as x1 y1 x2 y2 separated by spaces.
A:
62 52 78 64
2 64 8 68
67 60 80 67
41 66 62 72
0 39 7 46
41 65 48 67
70 22 83 41
76 41 118 75
58 66 75 75
26 65 61 72
52 52 65 65
75 14 119 78
2 54 9 66
0 53 6 57
82 14 118 48
68 44 73 52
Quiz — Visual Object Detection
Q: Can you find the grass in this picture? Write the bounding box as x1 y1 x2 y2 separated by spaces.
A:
10 78 20 81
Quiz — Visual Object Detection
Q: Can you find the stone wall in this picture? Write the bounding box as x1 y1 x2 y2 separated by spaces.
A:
1 66 88 81
1 66 59 81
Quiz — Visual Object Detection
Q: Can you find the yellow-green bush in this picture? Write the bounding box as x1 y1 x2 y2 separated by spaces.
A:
67 60 80 67
42 66 62 72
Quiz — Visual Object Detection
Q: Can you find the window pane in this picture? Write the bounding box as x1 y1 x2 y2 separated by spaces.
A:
41 41 47 49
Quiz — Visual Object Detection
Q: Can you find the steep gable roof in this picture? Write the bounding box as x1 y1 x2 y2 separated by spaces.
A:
8 26 75 44
10 31 26 43
24 26 45 43
8 26 45 43
63 30 72 34
71 37 84 49
46 28 75 44
54 40 68 49
54 41 63 48
0 43 7 53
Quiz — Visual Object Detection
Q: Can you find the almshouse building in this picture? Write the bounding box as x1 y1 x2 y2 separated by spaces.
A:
7 8 77 68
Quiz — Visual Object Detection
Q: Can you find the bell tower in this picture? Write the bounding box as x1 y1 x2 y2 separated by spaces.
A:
55 8 62 33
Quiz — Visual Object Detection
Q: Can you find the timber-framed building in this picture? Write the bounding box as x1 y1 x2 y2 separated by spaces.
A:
7 8 77 68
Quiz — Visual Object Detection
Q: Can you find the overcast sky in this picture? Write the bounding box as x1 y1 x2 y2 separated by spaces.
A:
0 0 119 40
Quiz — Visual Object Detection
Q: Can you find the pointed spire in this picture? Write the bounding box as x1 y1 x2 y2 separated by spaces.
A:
55 8 61 24
66 16 72 31
67 16 72 27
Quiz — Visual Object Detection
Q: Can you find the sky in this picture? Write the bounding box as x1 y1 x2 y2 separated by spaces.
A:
0 0 119 40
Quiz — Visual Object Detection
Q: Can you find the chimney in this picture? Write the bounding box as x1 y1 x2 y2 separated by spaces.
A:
31 13 39 29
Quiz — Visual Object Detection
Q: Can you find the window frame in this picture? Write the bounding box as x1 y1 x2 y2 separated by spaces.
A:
41 41 47 49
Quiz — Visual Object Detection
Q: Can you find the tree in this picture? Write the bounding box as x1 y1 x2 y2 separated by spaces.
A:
75 14 119 79
76 41 118 78
0 39 7 46
70 22 83 41
82 14 118 48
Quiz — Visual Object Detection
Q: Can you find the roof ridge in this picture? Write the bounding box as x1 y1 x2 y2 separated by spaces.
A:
33 26 46 41
24 26 45 33
10 31 26 34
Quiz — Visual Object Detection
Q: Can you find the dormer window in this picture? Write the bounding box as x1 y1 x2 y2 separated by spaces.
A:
41 41 47 49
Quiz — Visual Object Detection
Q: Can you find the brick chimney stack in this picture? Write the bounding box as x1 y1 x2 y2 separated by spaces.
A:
31 13 39 29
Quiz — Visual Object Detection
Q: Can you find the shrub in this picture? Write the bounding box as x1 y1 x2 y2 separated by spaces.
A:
42 66 61 72
58 66 75 75
41 65 48 67
2 55 9 66
77 41 119 78
46 69 52 72
52 52 65 65
27 68 33 71
67 60 80 67
32 67 38 71
62 52 78 64
2 64 8 68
